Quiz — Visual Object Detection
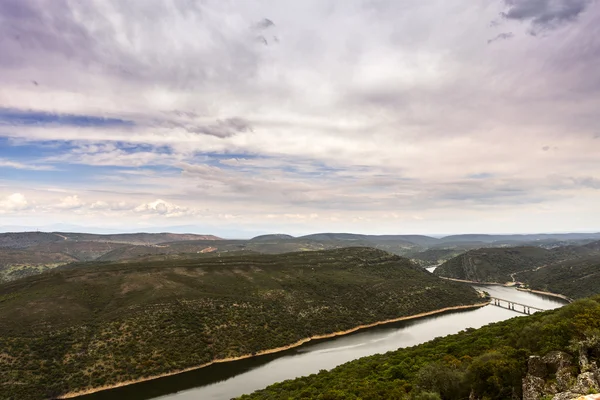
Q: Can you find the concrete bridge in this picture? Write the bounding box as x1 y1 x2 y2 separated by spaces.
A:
490 297 545 315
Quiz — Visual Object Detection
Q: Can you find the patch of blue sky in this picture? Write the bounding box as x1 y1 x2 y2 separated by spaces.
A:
0 137 76 159
190 152 341 177
0 137 174 160
0 108 134 128
186 151 261 169
0 163 177 185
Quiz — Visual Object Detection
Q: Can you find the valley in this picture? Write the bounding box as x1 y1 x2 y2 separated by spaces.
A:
0 247 481 400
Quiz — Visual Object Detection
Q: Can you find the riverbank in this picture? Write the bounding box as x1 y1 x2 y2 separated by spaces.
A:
438 276 572 303
516 287 573 303
58 301 490 399
439 276 504 285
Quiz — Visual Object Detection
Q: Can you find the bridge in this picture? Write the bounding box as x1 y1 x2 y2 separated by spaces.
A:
489 297 545 315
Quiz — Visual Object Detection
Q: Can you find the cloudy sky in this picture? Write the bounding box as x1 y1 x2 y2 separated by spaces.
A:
0 0 599 237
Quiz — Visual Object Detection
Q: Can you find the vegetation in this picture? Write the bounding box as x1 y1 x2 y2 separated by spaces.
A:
2 231 599 283
434 242 600 283
0 232 220 249
0 248 480 400
0 249 76 282
520 255 600 299
238 295 600 400
407 249 465 267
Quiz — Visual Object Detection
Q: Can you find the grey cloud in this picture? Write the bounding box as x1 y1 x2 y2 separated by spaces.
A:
254 18 275 30
0 0 94 67
179 162 559 212
163 117 253 138
571 176 600 189
0 0 265 90
487 32 514 44
501 0 591 32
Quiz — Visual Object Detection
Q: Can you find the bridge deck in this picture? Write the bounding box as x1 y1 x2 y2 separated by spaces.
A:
489 297 545 315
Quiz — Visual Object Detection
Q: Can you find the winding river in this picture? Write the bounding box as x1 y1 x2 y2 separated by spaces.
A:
80 285 566 400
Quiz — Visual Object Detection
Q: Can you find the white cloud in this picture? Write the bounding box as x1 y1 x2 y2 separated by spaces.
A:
0 193 29 213
0 1 599 235
54 195 85 210
134 199 191 218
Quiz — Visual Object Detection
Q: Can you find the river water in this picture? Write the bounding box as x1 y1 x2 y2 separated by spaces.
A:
81 285 566 400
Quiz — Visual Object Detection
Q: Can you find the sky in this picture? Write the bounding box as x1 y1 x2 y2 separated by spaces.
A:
0 0 599 237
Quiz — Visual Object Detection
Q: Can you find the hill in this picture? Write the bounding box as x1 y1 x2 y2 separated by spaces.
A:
95 238 354 262
0 249 77 282
439 233 600 244
299 233 439 247
434 246 559 283
0 248 481 400
0 231 220 249
249 234 295 241
238 295 600 400
519 253 600 299
406 248 466 267
26 241 127 261
0 232 222 282
434 242 600 284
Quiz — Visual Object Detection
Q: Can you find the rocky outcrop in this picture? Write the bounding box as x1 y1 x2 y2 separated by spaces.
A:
522 337 600 400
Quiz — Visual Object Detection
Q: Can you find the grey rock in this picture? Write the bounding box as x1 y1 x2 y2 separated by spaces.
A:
529 355 548 378
556 366 577 392
571 371 600 394
552 392 582 400
543 351 574 370
523 374 547 400
545 380 559 395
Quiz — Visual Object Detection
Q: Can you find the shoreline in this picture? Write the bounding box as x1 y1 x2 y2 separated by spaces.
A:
516 287 573 303
438 276 572 303
58 301 490 399
439 276 504 285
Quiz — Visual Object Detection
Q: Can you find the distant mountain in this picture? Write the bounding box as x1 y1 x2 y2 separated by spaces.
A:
439 233 600 244
298 233 438 247
299 233 370 241
0 231 221 249
250 234 295 241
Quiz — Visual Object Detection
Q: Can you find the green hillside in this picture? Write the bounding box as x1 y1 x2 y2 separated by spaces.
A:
519 255 600 299
434 246 555 282
0 249 77 282
0 248 480 400
239 295 600 400
434 243 600 284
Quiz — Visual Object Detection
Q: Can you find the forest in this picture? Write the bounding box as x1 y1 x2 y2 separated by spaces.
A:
238 294 600 400
0 247 480 400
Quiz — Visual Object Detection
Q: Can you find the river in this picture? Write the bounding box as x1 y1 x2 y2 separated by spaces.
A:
80 285 566 400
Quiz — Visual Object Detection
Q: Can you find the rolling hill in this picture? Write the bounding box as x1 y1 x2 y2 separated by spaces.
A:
0 249 77 282
433 241 600 299
518 254 600 299
0 232 220 249
434 246 561 283
0 247 481 400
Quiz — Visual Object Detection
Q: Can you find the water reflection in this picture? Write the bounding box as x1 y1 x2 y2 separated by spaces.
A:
80 286 566 400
